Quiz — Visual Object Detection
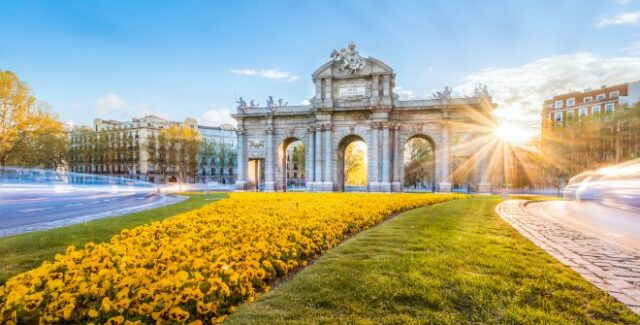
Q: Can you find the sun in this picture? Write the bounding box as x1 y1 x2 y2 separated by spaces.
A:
494 122 531 144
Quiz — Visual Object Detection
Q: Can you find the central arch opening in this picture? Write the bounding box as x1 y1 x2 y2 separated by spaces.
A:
403 136 435 192
337 135 367 192
278 137 305 191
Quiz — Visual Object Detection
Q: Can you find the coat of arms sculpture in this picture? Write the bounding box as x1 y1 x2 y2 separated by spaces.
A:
330 41 367 74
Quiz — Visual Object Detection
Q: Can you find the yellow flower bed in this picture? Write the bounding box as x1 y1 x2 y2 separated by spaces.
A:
0 192 466 324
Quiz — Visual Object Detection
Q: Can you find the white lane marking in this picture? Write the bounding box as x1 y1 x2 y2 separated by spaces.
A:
102 198 116 202
87 201 101 205
136 197 147 200
64 203 86 207
19 207 52 213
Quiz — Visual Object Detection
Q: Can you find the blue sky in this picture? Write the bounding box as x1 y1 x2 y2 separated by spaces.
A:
1 0 640 135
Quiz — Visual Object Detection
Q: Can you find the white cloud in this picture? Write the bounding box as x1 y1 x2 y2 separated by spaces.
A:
96 93 169 120
457 52 640 135
622 41 640 55
200 108 237 127
300 99 311 105
394 86 416 99
96 93 126 116
596 11 640 27
230 68 299 82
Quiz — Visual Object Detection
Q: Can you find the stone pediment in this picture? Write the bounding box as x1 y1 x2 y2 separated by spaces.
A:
311 43 396 109
312 56 394 80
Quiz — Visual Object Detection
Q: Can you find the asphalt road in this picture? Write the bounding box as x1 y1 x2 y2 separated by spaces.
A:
525 200 640 251
0 186 174 236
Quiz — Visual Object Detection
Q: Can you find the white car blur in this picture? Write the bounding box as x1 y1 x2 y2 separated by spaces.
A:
564 158 640 210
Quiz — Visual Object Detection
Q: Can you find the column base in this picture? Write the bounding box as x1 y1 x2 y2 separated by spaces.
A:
235 181 247 191
263 181 276 192
379 182 392 192
477 182 492 194
391 182 403 192
305 182 315 192
438 182 452 193
322 181 334 192
368 181 381 192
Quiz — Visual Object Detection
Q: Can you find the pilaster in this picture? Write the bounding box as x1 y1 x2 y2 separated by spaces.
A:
369 122 380 192
314 124 323 191
438 123 452 192
235 128 247 191
263 127 275 191
391 124 403 192
323 124 334 191
305 126 316 191
380 124 391 192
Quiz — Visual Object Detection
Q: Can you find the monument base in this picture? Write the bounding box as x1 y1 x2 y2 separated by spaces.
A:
379 181 392 192
368 181 381 192
322 181 334 192
235 181 247 191
263 181 276 192
438 182 452 193
477 182 492 193
391 182 403 192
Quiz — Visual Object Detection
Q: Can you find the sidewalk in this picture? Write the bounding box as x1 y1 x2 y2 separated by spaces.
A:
496 200 640 315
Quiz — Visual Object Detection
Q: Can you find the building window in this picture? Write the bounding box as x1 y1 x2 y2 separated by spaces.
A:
566 98 575 107
554 100 563 109
583 96 592 103
596 94 605 101
566 110 574 122
610 91 619 98
605 103 615 114
578 108 587 118
554 112 563 123
592 105 601 114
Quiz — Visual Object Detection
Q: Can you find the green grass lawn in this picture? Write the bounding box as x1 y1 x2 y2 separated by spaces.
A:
0 193 226 283
227 196 639 324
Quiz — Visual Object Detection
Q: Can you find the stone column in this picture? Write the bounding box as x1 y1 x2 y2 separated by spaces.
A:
380 124 391 192
305 127 315 191
323 124 333 191
235 129 247 191
324 79 333 107
391 125 403 192
314 79 322 103
264 128 275 191
370 76 379 106
369 123 380 191
382 75 390 97
314 124 323 191
477 147 492 193
438 124 452 192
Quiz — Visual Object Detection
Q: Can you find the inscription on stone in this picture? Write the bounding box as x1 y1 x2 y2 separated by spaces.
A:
338 83 366 98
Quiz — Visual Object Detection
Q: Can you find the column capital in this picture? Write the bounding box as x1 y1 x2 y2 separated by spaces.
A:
307 126 316 132
322 124 332 131
266 127 274 134
393 124 401 131
236 128 245 135
370 122 381 130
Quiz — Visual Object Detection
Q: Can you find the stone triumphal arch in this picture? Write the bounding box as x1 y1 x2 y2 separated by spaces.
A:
233 43 495 192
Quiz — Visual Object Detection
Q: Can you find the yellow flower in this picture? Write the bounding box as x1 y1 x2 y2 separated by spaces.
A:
168 306 190 322
0 193 466 323
105 315 125 325
88 309 99 318
101 297 113 312
196 301 213 314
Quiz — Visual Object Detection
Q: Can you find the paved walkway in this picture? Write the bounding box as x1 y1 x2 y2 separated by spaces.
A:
496 200 640 315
